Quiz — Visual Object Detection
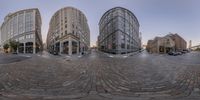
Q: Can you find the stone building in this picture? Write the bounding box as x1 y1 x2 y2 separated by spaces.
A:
167 33 187 51
46 7 90 55
146 33 186 53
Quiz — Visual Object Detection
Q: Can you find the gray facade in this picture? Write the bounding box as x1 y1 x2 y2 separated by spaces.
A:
98 7 141 54
0 8 43 54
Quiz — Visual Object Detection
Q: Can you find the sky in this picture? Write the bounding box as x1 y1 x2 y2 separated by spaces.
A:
0 0 199 47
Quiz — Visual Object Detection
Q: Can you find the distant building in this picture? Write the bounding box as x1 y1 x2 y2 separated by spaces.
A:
0 8 43 54
46 7 90 55
189 40 192 49
146 33 186 53
98 7 141 54
167 33 187 51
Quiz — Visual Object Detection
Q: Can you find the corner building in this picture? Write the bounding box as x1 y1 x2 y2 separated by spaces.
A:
47 7 90 55
98 7 141 54
0 8 43 54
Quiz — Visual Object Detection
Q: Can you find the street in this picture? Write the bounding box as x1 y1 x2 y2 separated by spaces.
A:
0 51 200 100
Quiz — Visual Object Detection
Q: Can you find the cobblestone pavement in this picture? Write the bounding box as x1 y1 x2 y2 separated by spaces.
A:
0 53 31 64
0 51 200 100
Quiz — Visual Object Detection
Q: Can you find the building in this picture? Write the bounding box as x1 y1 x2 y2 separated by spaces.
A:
146 33 186 53
46 7 90 55
167 33 187 51
189 40 192 49
98 7 141 54
0 8 43 54
146 36 175 53
0 30 1 48
168 33 187 51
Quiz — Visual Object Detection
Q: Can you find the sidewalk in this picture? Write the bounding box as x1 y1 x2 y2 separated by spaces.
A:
98 50 141 58
59 53 83 61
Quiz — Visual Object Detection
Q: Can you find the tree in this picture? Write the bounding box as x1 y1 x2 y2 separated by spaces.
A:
3 43 9 53
196 48 200 51
9 40 19 52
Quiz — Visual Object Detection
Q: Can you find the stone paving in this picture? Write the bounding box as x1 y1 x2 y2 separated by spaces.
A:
0 51 200 100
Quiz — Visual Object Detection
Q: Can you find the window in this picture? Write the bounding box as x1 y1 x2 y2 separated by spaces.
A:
19 36 25 40
30 34 34 38
112 43 116 49
121 43 125 49
121 34 125 40
65 30 67 35
127 44 130 49
25 12 33 32
26 35 31 39
13 16 18 36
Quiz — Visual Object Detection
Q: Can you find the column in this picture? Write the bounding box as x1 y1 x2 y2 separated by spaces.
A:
68 38 72 55
77 41 79 54
60 41 63 54
17 47 19 53
24 43 26 53
33 42 36 54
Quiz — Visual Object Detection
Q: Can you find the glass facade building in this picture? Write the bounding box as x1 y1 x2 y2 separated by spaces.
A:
98 7 141 54
0 8 43 54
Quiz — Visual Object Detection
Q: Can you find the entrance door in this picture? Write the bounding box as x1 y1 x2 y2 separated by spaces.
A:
63 41 69 54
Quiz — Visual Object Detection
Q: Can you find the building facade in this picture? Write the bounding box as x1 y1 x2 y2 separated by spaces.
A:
167 33 187 51
46 7 90 55
146 33 186 53
98 7 141 54
146 36 175 53
0 8 43 54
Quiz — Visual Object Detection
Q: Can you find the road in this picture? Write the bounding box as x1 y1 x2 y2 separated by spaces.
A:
0 54 31 64
0 51 200 100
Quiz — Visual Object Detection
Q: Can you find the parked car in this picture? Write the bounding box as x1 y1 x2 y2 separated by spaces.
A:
176 52 182 55
168 51 178 56
181 50 187 54
183 49 190 53
53 51 59 55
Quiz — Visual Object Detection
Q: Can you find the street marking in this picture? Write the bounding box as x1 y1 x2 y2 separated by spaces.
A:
109 55 113 58
123 56 128 58
20 55 31 58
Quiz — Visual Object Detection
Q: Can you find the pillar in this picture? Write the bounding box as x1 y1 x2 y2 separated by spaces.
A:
77 41 79 54
60 42 63 54
33 42 36 54
68 38 72 55
17 47 19 53
24 43 26 53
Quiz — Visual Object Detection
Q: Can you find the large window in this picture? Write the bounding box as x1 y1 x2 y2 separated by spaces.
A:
10 18 14 37
13 16 18 36
25 12 33 32
19 36 25 40
18 13 24 34
125 22 130 35
118 17 125 31
25 34 34 39
7 20 11 38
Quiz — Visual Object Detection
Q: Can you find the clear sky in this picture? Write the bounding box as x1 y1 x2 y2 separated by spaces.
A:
0 0 199 47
